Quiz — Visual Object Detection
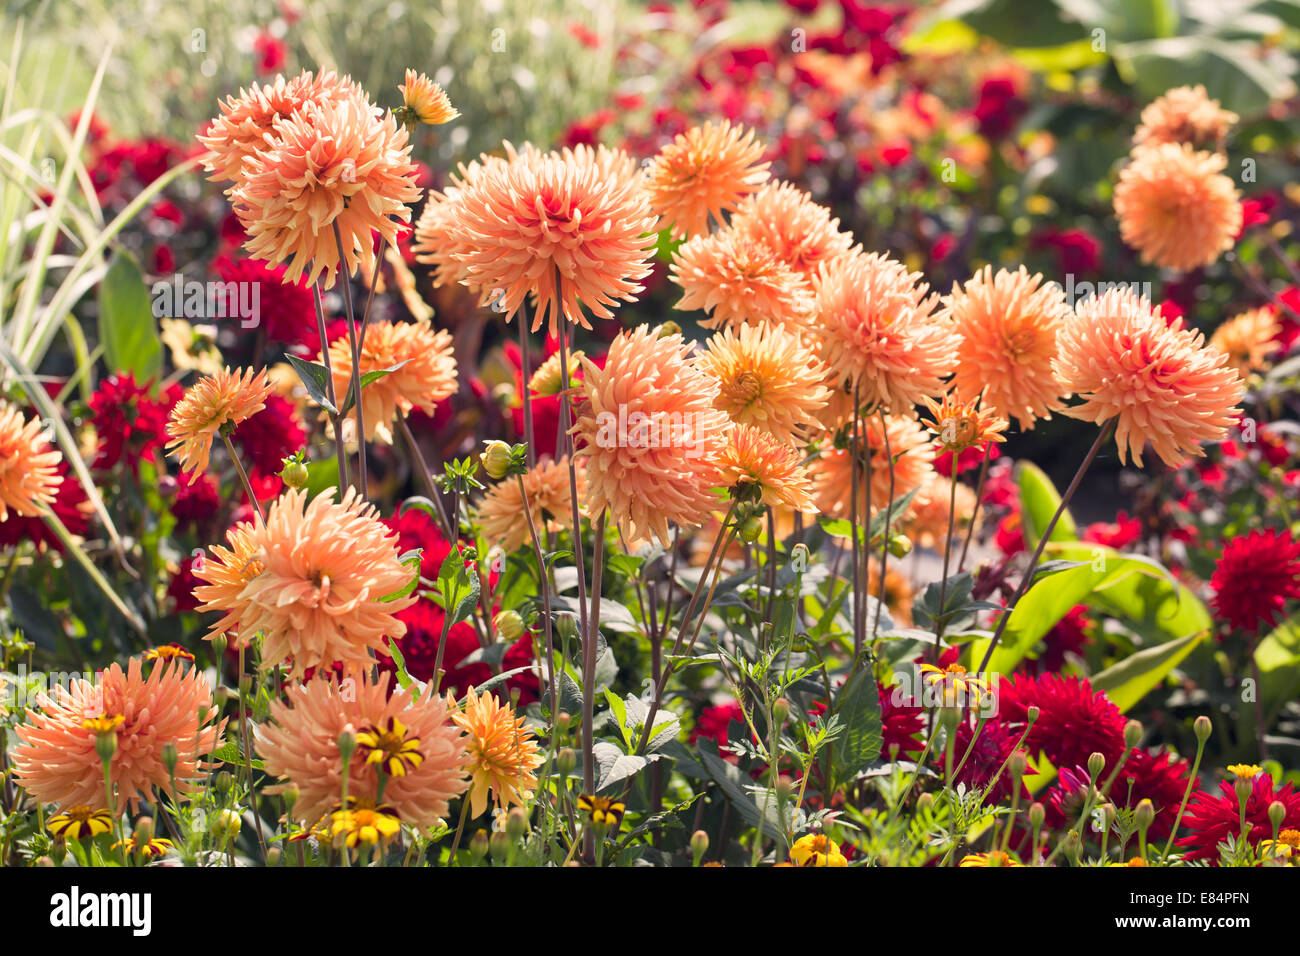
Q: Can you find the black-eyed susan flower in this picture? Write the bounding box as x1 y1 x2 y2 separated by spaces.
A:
789 833 847 867
47 806 114 841
577 794 626 830
920 663 989 707
1259 829 1300 863
356 717 425 778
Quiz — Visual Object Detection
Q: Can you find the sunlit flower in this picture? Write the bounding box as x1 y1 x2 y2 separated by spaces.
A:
920 390 1008 454
571 325 728 546
165 366 272 482
1228 764 1263 780
324 319 458 444
356 717 425 778
729 181 854 279
450 686 543 819
452 142 658 335
190 521 263 648
920 663 989 706
1259 829 1300 862
717 425 816 513
699 321 831 445
211 488 418 680
814 251 955 412
12 658 223 812
258 673 468 828
1178 772 1300 863
577 794 626 829
199 69 362 187
1114 143 1242 272
670 227 814 332
113 836 176 859
644 120 770 239
233 90 422 288
809 414 934 519
142 644 196 664
322 797 403 848
474 456 584 554
529 349 584 398
397 70 458 126
789 833 848 867
959 851 1023 867
1133 85 1238 149
940 266 1072 430
1055 289 1245 467
47 806 114 841
0 403 62 521
1210 529 1300 635
1208 307 1281 375
160 317 222 376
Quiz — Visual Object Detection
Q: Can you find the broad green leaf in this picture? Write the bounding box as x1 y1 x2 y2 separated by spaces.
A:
379 549 423 603
1091 629 1207 712
98 251 161 381
1016 461 1077 548
1239 612 1300 745
832 668 884 786
284 354 338 415
1114 35 1297 116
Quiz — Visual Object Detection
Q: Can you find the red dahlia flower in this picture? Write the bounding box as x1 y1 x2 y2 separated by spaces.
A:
1177 773 1300 863
1210 528 1300 635
996 673 1126 771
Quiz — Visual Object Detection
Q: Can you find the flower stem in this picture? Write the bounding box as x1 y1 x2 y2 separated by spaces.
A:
333 221 367 500
221 433 264 524
312 279 349 492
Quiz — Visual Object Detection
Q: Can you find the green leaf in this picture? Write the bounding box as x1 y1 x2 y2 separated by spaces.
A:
98 252 161 382
1114 35 1298 116
1241 612 1300 744
379 549 423 603
337 360 411 417
1016 462 1077 549
594 741 650 791
386 637 417 698
212 741 264 771
1091 629 1207 713
284 354 338 415
831 668 884 786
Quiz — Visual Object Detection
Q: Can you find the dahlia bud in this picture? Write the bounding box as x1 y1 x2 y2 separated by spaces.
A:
1087 752 1105 781
738 516 763 544
1135 798 1155 831
772 698 790 727
1124 719 1143 749
691 829 710 866
1194 715 1213 744
507 806 529 841
209 808 241 844
558 748 576 776
494 610 526 642
279 453 309 490
556 712 571 737
479 440 513 480
469 829 490 863
888 534 912 559
1028 802 1045 829
1008 751 1027 782
657 321 682 338
1269 800 1287 831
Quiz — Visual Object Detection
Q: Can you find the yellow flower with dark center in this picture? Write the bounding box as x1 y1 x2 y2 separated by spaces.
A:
576 794 626 830
1108 856 1148 867
47 806 114 840
143 644 196 663
1260 828 1300 862
356 717 424 778
113 836 176 860
789 833 847 867
80 714 125 736
1227 764 1262 780
919 663 989 706
960 851 1023 867
920 391 1008 455
324 797 402 848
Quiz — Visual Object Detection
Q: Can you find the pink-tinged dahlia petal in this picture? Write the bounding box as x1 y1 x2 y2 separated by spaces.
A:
0 403 62 521
644 119 770 240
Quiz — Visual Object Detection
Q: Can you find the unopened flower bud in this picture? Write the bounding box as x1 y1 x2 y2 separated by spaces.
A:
209 808 241 844
507 806 529 841
480 440 513 480
1087 752 1105 781
490 830 511 861
1235 776 1254 803
691 829 709 865
1008 751 1027 782
1269 800 1287 831
36 856 55 867
1135 798 1155 831
469 829 489 862
739 516 763 543
214 771 234 795
775 776 797 802
790 543 810 570
558 748 576 776
1194 716 1212 744
280 455 309 490
265 846 282 866
888 534 912 559
1124 719 1143 749
132 816 155 847
95 730 117 764
772 698 789 726
556 712 571 737
212 634 227 659
494 610 525 643
1026 705 1040 724
657 321 681 338
1029 802 1045 829
338 725 357 764
916 792 934 812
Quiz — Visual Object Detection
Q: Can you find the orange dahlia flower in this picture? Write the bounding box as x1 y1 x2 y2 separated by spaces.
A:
809 414 934 519
1208 307 1282 375
1055 289 1245 467
571 325 728 545
195 488 419 679
324 319 458 444
397 69 459 126
165 366 272 481
1133 85 1238 149
258 673 468 829
233 91 422 288
941 266 1072 430
450 686 543 819
815 251 956 412
644 120 770 239
699 321 831 446
11 658 223 812
670 227 814 332
729 181 854 280
0 403 62 521
452 143 658 335
1114 143 1242 273
190 521 263 647
717 425 817 513
199 69 362 187
474 456 583 555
